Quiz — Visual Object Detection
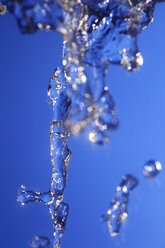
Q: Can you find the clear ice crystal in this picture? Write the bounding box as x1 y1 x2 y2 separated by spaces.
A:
1 0 165 247
143 160 162 178
102 174 139 237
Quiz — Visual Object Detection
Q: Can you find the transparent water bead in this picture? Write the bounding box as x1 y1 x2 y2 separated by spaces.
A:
143 160 162 178
102 174 139 237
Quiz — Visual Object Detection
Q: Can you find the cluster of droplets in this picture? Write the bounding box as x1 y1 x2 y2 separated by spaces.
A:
102 174 139 237
102 160 162 238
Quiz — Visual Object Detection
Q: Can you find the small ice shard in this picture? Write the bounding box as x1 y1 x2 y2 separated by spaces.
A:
17 191 53 205
143 160 162 178
102 174 138 237
31 236 50 248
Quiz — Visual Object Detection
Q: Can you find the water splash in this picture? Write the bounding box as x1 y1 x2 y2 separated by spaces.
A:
2 0 163 142
143 160 162 178
102 174 139 237
1 0 165 247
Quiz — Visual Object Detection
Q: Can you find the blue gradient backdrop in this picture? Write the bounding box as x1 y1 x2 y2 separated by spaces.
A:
0 4 165 248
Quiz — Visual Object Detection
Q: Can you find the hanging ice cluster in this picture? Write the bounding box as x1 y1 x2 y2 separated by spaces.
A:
1 0 164 247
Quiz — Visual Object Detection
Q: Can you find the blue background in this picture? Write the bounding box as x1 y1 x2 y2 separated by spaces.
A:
0 4 165 248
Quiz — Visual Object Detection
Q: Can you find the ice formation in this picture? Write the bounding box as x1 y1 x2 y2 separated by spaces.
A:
102 174 139 237
1 0 165 247
143 160 162 178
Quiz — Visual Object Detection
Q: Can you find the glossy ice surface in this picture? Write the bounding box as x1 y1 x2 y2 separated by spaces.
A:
0 0 165 247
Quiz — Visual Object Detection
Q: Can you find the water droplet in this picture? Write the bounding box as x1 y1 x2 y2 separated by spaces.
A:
89 130 109 145
143 160 162 178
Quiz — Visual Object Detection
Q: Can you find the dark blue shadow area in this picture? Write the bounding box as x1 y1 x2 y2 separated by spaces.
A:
0 3 165 248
